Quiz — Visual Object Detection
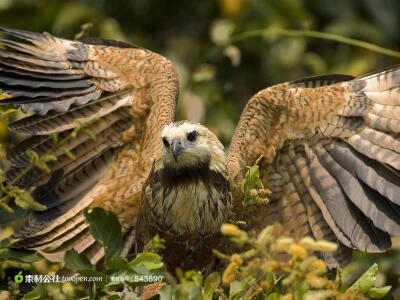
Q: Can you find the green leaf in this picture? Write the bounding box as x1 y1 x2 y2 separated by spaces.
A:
0 108 18 116
1 249 42 263
104 295 122 300
126 253 138 261
158 285 173 300
368 286 392 299
61 147 76 160
350 263 378 293
151 234 165 250
265 293 278 300
40 154 57 163
204 271 220 300
229 281 242 298
83 128 97 141
84 207 122 261
241 155 264 206
129 252 164 274
295 281 305 300
64 248 94 271
74 22 94 40
22 290 41 300
25 150 52 173
11 187 46 211
107 256 131 272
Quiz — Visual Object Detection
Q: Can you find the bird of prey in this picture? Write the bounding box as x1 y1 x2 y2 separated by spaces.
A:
0 26 400 271
136 121 231 272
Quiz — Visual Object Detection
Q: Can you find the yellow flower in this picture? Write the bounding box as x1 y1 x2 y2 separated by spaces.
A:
272 237 295 251
307 276 327 288
221 224 240 236
300 237 338 252
314 240 338 252
267 260 280 272
282 293 293 300
258 197 270 204
259 280 270 290
250 188 258 197
231 253 243 265
288 244 307 259
222 262 237 284
257 225 274 246
258 188 271 197
312 259 326 270
218 0 247 18
304 290 334 300
300 236 317 250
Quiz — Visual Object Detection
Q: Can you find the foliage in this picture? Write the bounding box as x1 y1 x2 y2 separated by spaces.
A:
241 156 271 207
350 264 391 298
214 224 390 300
0 114 98 215
0 206 166 299
1 207 391 299
83 208 122 262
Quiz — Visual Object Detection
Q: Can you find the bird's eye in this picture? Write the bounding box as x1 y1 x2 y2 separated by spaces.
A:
187 131 198 142
162 137 169 147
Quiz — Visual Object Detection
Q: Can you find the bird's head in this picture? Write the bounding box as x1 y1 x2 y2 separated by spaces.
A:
161 121 226 172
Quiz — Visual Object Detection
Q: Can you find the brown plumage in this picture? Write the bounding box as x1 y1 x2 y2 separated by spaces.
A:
1 27 400 271
136 122 231 272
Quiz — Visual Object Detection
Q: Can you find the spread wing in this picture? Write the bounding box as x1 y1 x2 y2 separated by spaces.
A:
227 69 400 268
0 27 178 263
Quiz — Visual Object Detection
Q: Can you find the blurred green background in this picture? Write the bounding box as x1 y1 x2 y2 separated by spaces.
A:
0 0 399 296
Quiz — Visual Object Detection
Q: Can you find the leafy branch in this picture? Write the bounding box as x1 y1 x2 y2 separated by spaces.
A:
199 25 400 71
0 205 391 300
229 28 400 58
0 117 98 214
241 155 271 207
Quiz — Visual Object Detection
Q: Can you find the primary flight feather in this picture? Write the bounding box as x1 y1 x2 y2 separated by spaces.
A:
1 27 400 271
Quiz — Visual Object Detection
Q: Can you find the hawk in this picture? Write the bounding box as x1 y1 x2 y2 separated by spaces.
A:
0 26 399 270
136 121 231 272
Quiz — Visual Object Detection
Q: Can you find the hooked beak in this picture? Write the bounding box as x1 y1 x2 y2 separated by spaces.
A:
171 139 184 162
